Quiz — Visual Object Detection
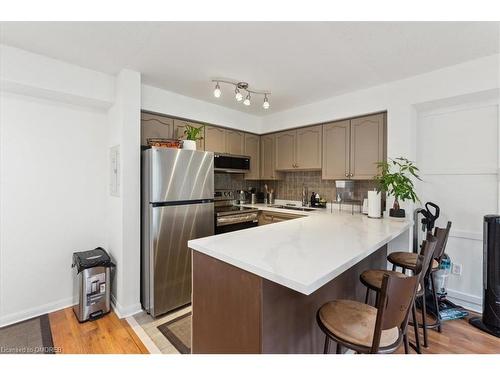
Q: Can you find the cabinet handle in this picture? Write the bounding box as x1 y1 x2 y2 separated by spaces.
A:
345 173 348 177
349 173 353 177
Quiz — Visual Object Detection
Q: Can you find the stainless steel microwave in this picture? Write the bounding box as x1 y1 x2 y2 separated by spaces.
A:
214 153 250 173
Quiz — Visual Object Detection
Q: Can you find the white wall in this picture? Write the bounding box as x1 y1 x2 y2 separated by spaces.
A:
0 93 109 326
106 70 142 317
417 100 499 311
142 84 262 133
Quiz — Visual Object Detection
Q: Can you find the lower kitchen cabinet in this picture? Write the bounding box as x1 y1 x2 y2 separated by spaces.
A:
244 133 260 180
173 119 205 150
258 211 301 225
141 112 173 146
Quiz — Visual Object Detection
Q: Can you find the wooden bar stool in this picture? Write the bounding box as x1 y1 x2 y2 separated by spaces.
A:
317 269 421 354
387 222 452 346
359 236 437 353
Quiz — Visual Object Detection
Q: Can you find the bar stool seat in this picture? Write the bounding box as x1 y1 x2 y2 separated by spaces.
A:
318 300 399 348
361 269 422 292
387 252 439 271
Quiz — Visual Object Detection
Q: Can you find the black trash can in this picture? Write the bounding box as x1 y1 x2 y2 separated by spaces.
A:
72 247 115 322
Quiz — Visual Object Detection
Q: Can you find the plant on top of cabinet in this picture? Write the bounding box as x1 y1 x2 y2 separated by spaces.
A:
182 124 205 150
374 157 421 218
174 119 205 150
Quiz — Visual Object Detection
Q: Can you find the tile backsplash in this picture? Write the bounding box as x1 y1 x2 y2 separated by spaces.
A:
215 171 378 202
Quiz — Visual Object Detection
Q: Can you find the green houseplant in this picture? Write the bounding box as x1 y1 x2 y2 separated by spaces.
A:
374 157 421 218
182 124 204 150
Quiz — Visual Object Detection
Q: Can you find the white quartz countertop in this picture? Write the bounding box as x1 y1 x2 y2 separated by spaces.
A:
188 203 410 295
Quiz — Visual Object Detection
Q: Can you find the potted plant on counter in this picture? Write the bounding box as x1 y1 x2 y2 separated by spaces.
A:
374 157 421 218
183 124 204 150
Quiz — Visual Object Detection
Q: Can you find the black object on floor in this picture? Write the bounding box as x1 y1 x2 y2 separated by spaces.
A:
469 215 500 337
417 292 468 321
0 314 55 354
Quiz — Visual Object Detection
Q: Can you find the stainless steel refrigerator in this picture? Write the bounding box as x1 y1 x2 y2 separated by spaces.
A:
141 148 214 317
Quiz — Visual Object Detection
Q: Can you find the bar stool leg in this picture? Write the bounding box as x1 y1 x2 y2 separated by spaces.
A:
403 334 409 354
392 264 397 271
324 335 330 354
336 343 342 354
421 289 428 347
412 301 421 353
430 273 442 333
365 288 370 304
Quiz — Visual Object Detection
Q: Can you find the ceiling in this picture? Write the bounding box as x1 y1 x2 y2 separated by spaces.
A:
1 22 499 116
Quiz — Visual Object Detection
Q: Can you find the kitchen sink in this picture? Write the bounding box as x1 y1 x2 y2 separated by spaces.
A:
267 204 316 212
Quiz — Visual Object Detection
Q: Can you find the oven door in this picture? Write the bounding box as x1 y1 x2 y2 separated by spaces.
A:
215 211 259 234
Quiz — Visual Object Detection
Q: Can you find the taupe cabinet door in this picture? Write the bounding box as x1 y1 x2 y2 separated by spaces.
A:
322 120 350 179
204 125 226 153
141 113 173 146
244 133 260 180
275 130 296 170
173 119 205 150
261 134 279 180
225 130 245 155
296 125 322 169
350 113 385 179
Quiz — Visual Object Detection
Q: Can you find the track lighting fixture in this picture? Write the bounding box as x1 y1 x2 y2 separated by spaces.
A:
235 88 243 102
213 82 221 98
243 93 251 106
263 94 270 109
211 80 270 110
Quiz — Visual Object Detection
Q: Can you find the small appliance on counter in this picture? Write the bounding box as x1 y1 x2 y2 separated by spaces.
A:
72 247 115 322
310 192 327 208
367 190 382 218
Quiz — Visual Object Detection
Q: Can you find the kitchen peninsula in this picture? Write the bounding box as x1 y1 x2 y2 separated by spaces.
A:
188 206 410 353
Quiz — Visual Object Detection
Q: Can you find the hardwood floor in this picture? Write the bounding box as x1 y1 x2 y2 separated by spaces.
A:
49 307 148 354
46 307 498 354
395 312 500 354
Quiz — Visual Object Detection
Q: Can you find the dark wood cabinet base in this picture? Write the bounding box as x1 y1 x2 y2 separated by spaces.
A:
192 246 387 354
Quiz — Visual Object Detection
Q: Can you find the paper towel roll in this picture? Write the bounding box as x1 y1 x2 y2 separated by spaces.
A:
368 190 382 218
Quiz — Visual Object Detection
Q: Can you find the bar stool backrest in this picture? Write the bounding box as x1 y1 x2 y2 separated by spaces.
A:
421 235 438 279
370 271 419 353
433 221 452 263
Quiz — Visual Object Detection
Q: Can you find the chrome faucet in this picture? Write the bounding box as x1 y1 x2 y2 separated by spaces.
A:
302 186 309 207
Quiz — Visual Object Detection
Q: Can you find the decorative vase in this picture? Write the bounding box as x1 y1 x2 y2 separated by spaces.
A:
389 200 405 218
183 140 196 150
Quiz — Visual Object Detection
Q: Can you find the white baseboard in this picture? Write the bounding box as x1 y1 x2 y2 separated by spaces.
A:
0 297 75 328
111 294 142 319
446 288 482 313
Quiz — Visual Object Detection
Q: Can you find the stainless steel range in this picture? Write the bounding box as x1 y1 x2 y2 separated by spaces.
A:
214 190 259 234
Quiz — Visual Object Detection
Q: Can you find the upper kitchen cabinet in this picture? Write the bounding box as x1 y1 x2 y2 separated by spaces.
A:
275 130 296 170
141 112 173 146
275 125 322 170
244 133 260 180
322 120 350 179
204 125 226 153
173 119 205 150
349 113 385 179
261 134 280 180
322 113 386 180
296 125 322 169
225 130 245 155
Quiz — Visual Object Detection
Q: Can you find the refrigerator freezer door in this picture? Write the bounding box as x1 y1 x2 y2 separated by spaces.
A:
149 201 214 316
149 148 214 202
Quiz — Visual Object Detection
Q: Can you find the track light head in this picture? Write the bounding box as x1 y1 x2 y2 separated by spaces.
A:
263 95 270 109
213 82 221 98
243 93 251 106
235 88 243 102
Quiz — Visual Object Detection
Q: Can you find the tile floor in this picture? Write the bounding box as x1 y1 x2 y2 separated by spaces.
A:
131 305 191 354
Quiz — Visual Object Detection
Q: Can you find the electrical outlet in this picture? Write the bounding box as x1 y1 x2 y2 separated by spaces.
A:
452 263 463 276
